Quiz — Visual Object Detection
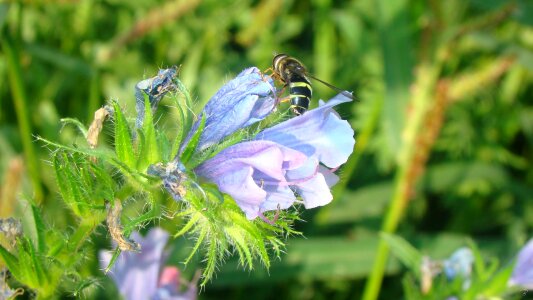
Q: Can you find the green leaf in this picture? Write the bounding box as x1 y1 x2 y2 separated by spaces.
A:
171 78 195 158
123 203 161 236
104 248 122 274
88 161 115 201
112 101 135 168
170 99 187 159
173 213 202 238
479 262 514 296
68 219 98 253
24 237 47 286
0 243 21 281
38 136 149 189
467 239 488 281
60 117 88 137
137 95 160 170
30 204 46 253
180 113 206 165
53 152 86 216
184 227 207 265
379 233 423 278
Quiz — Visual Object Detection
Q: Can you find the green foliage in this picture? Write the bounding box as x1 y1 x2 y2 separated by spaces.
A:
385 234 522 300
175 190 300 286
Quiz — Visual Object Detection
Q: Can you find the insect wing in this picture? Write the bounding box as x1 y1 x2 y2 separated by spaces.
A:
306 74 354 100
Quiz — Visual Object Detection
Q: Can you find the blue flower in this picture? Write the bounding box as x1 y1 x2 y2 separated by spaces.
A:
509 238 533 289
180 67 277 153
99 228 199 300
443 247 474 280
195 94 355 219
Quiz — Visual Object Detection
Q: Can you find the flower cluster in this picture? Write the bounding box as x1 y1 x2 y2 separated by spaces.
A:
160 67 355 220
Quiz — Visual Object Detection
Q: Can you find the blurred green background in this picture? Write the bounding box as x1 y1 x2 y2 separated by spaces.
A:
1 0 532 299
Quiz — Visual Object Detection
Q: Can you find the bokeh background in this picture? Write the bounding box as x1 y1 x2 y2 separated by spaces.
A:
1 0 532 299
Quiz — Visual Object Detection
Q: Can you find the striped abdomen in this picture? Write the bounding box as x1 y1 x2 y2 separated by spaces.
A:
288 73 312 115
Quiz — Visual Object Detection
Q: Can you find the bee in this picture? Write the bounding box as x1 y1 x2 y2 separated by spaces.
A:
272 53 354 115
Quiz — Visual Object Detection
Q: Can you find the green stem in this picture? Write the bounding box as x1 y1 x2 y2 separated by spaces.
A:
362 60 443 300
87 71 101 123
68 218 99 254
2 33 44 203
362 168 409 300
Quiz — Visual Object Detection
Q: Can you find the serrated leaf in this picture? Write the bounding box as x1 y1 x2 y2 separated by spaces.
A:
380 232 423 278
112 101 135 168
180 114 206 164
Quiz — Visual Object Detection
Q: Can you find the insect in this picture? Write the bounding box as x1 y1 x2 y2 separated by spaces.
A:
272 53 354 115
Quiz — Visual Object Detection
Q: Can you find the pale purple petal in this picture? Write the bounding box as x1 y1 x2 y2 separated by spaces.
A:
99 228 169 300
509 239 533 288
319 165 339 187
255 93 355 168
195 141 306 219
285 157 332 208
181 67 276 152
259 183 296 213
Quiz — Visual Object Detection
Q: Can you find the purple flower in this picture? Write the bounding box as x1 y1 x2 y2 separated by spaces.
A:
195 94 355 219
509 239 533 289
180 67 277 153
99 228 198 300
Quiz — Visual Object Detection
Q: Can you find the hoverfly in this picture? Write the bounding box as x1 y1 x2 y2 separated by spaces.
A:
272 53 354 115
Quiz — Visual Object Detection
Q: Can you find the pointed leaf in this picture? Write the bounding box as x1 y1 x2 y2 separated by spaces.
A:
112 101 135 168
104 248 121 273
60 117 88 137
53 152 85 216
137 95 160 170
30 204 46 253
380 232 423 278
180 114 206 164
25 237 46 286
0 243 21 281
